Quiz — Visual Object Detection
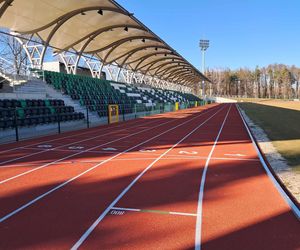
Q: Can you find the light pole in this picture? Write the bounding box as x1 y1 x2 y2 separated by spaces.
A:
199 39 209 98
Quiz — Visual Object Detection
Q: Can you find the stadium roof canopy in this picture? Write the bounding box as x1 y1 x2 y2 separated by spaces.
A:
0 0 208 86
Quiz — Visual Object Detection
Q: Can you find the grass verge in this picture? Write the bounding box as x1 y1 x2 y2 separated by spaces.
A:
238 102 300 173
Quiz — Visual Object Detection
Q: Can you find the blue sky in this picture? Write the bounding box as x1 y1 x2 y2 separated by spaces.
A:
117 0 300 70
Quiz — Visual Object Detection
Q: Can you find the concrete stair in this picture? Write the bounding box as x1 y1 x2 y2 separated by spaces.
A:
37 80 103 124
0 71 27 85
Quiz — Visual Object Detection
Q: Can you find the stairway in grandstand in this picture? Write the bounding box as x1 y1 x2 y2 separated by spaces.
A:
13 78 100 123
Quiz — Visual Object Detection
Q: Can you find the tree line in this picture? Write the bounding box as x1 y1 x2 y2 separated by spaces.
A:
205 64 300 99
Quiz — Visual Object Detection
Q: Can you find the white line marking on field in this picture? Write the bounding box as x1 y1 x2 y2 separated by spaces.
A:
111 207 197 217
179 150 198 155
0 118 164 166
71 105 226 250
0 105 225 223
139 149 156 153
169 211 197 217
195 104 232 250
110 210 125 216
0 106 221 180
68 146 85 150
0 155 260 169
37 145 53 148
224 153 246 157
102 147 117 151
112 207 141 212
0 116 159 155
0 112 200 183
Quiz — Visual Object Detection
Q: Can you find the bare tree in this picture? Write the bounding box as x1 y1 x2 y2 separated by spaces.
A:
0 29 29 75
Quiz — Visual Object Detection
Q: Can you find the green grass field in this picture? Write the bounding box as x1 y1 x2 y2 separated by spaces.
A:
238 101 300 173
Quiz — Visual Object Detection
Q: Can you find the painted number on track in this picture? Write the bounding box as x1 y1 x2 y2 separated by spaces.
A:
110 210 125 216
68 146 84 150
37 144 53 148
139 149 156 153
102 147 117 151
179 151 198 155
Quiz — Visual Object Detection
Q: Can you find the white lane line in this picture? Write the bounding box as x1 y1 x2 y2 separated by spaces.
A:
0 118 165 166
1 155 260 169
236 104 300 220
111 207 141 212
0 116 151 155
71 105 227 250
0 105 211 155
195 104 232 250
0 105 225 223
0 109 211 183
111 207 197 217
0 106 218 166
0 106 220 182
170 211 197 217
224 153 246 157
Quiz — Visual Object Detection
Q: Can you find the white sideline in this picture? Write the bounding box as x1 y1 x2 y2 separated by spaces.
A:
195 104 232 250
0 107 217 184
0 105 226 223
236 104 300 220
71 105 229 250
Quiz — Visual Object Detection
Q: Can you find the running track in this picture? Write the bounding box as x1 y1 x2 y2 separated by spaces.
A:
0 103 299 250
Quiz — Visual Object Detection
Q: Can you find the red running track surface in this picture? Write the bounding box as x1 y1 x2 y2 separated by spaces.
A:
0 103 299 250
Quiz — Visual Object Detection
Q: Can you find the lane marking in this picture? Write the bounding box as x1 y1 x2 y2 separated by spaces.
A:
224 153 246 157
111 207 197 217
68 146 85 150
236 105 300 220
110 210 125 216
139 149 156 153
0 108 182 155
71 105 227 250
0 118 166 166
179 150 198 155
0 155 260 169
0 105 225 223
195 104 232 250
0 106 221 180
37 145 53 148
102 148 117 151
0 108 218 183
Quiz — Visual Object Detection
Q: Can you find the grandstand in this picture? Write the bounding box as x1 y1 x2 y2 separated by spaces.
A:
0 0 208 142
44 70 203 118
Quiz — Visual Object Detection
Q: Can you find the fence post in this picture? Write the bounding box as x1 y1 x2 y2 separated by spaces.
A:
86 105 90 128
14 108 19 142
122 104 125 121
57 110 61 134
107 105 110 124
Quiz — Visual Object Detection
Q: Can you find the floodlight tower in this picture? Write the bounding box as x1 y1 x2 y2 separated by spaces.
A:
199 39 209 97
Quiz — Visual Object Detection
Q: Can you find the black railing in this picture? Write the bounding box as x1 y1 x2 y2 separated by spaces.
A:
0 100 208 144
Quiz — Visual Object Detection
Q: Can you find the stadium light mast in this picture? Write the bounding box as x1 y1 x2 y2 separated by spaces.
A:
199 39 209 97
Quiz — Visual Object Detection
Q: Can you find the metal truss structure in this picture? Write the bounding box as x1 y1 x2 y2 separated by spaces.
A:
0 0 206 93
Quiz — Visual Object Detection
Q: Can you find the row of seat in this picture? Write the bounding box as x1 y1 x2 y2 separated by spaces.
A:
0 98 84 130
0 99 65 108
0 113 84 129
0 106 76 119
